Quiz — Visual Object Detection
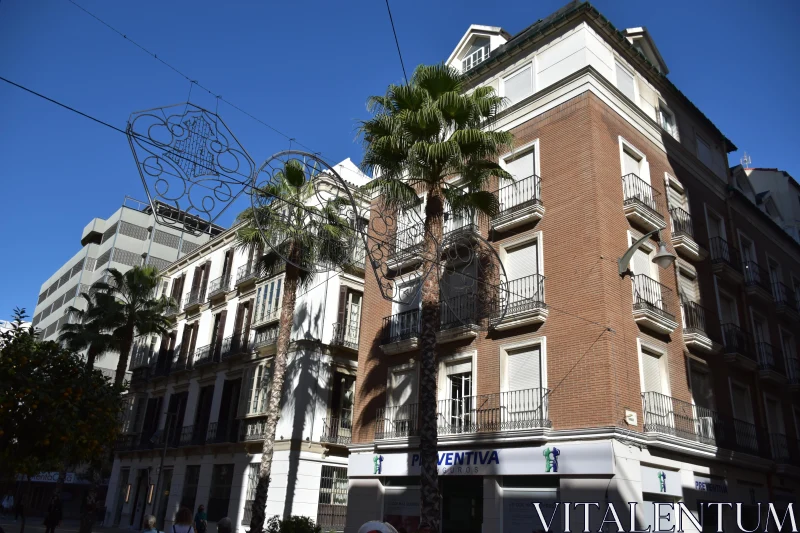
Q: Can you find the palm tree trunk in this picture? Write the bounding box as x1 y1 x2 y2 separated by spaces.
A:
86 344 99 371
249 257 300 533
418 192 444 533
114 325 135 387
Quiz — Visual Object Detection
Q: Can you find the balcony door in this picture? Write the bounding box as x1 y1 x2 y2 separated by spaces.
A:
503 344 544 427
641 348 670 430
337 288 362 345
504 240 540 313
387 365 418 437
689 360 716 441
443 360 472 434
391 279 421 339
718 291 738 326
499 148 537 212
765 397 786 438
441 262 476 325
731 383 756 451
623 148 644 182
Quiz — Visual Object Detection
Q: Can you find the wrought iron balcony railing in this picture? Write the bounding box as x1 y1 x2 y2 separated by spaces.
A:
493 175 542 222
721 323 754 359
240 417 268 442
669 207 694 238
236 263 258 285
631 274 674 320
755 342 784 375
252 326 279 350
321 409 353 445
681 300 717 339
389 225 424 263
206 420 240 444
192 344 213 367
331 322 359 350
709 237 741 271
375 387 551 440
495 274 545 318
622 173 664 218
440 293 478 330
183 290 204 310
742 261 771 293
774 282 797 310
220 331 252 360
207 276 230 298
770 432 791 463
443 210 478 238
381 309 420 345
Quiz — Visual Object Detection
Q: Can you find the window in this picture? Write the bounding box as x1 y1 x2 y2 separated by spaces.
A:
658 103 678 138
503 238 542 309
317 465 349 531
731 383 754 423
242 362 272 416
443 359 472 433
615 62 636 102
751 311 769 345
739 234 756 263
717 290 738 326
502 342 546 427
242 464 258 525
640 347 665 395
505 344 543 392
462 37 490 73
665 176 689 212
336 287 362 345
181 465 200 512
696 135 713 168
765 396 786 436
622 148 643 179
384 363 419 438
794 407 800 441
503 147 537 180
207 464 234 521
388 364 418 407
677 264 699 304
503 64 533 106
688 359 715 410
254 276 283 324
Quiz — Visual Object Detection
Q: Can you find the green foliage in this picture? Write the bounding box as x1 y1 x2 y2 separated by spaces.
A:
58 290 119 369
0 308 124 476
264 515 322 533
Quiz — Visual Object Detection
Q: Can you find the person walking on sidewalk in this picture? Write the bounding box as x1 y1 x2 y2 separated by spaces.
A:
172 507 194 533
193 505 207 533
43 496 62 533
142 514 163 533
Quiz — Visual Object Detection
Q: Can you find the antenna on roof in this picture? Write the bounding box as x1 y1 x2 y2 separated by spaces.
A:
741 152 752 168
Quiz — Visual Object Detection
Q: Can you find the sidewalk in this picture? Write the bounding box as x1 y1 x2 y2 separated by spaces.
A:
0 518 132 533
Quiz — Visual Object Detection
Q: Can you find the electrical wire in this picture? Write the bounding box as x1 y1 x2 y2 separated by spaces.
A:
383 0 408 84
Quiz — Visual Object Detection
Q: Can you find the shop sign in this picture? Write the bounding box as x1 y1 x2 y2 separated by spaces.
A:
641 466 682 497
693 475 729 495
349 442 614 477
15 472 88 484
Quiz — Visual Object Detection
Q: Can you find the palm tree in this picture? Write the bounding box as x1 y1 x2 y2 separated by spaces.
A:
237 158 354 533
58 290 118 370
93 266 175 387
359 64 513 532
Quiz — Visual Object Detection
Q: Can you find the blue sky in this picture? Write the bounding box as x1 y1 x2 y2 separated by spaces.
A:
1 0 798 318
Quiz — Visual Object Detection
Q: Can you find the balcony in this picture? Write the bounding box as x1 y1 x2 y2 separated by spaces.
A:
770 433 791 464
240 417 268 442
206 420 240 445
681 300 720 353
788 357 800 392
183 290 204 312
114 433 139 452
235 263 258 288
375 387 551 440
207 276 230 301
387 226 424 271
192 344 214 368
631 274 678 334
669 207 703 261
176 425 206 447
721 323 757 371
438 294 479 342
381 309 420 354
755 342 786 383
251 308 280 329
491 175 544 232
462 44 489 73
164 304 179 318
331 322 360 351
622 173 666 232
742 262 772 303
709 237 743 284
220 332 251 360
491 274 547 330
321 410 352 445
443 211 479 241
773 282 799 320
252 326 279 354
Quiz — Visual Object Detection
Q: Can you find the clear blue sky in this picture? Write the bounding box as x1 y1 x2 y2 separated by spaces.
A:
1 0 798 318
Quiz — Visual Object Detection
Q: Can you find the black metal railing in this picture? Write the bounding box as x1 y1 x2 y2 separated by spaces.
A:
240 418 268 442
632 274 674 320
622 173 664 218
721 323 754 359
114 433 139 451
755 342 784 375
389 225 424 262
774 282 797 310
440 293 478 330
164 305 179 317
207 276 230 298
709 237 741 271
787 357 800 385
221 331 251 360
183 290 204 310
331 322 359 350
493 175 542 222
236 263 258 285
192 344 213 367
206 420 240 444
669 207 694 238
730 418 760 455
641 391 721 445
682 300 716 339
375 388 551 439
321 410 353 445
381 309 420 345
495 274 546 318
252 326 279 349
742 261 771 293
770 433 791 462
443 210 478 237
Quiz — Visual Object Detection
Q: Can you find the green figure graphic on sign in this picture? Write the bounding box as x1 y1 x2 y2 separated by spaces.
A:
658 471 667 492
373 455 383 475
543 447 560 472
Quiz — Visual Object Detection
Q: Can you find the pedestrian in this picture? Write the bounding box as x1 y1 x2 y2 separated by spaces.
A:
14 500 24 523
143 514 163 533
172 507 194 533
43 496 62 533
193 505 207 533
216 517 231 533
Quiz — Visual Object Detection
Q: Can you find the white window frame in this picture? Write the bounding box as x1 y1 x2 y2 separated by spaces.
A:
728 378 754 423
703 204 727 244
386 360 420 406
614 60 638 104
657 100 679 140
715 285 739 327
498 139 540 179
762 392 785 435
498 230 544 281
498 336 547 393
254 274 285 325
695 133 714 169
627 229 658 281
618 137 651 183
241 360 273 417
636 338 671 396
749 308 770 344
500 61 534 107
437 350 478 401
392 273 422 315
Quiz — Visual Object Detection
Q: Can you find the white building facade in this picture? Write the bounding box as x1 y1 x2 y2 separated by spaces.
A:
104 159 369 532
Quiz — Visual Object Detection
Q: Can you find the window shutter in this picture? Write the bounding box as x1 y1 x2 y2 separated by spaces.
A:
242 301 253 349
689 365 714 410
505 150 535 181
505 241 538 281
191 266 202 294
731 385 753 422
188 323 199 362
201 261 212 298
337 286 348 325
623 150 641 178
215 310 227 356
389 368 417 407
507 345 541 392
631 243 652 278
445 360 472 376
641 350 662 394
678 270 698 303
615 62 635 102
504 65 532 105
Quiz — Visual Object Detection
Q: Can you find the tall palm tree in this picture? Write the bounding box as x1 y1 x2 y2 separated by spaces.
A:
359 64 513 532
237 158 354 533
58 290 118 370
93 266 175 387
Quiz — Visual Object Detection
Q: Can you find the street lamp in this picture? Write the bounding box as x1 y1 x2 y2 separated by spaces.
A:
618 229 676 277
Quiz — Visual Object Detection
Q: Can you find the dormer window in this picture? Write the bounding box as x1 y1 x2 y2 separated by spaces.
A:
462 37 490 73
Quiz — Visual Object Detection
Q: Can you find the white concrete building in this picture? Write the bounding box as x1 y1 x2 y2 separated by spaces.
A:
104 159 369 532
30 197 221 373
732 165 800 242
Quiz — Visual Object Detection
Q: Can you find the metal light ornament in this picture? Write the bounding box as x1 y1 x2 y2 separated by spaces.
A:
618 229 676 277
652 241 677 270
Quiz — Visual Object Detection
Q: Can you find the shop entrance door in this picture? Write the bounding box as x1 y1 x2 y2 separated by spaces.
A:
441 477 482 533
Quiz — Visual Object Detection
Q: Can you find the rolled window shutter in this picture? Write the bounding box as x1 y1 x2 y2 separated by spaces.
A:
642 351 662 394
507 346 541 391
201 261 212 297
191 266 202 294
678 270 698 303
445 360 472 375
505 241 538 281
